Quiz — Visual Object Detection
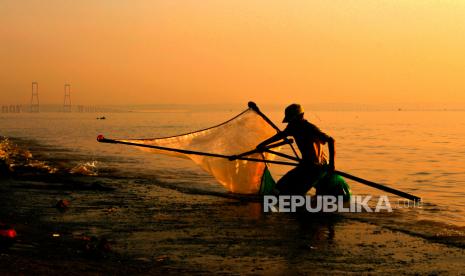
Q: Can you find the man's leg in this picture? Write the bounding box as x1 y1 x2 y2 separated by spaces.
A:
275 167 301 195
298 165 326 195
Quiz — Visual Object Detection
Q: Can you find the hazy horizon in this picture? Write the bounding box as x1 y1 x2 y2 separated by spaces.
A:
3 102 465 113
1 1 464 106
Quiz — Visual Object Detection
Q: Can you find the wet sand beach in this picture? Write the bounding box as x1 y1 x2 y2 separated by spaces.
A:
1 174 465 275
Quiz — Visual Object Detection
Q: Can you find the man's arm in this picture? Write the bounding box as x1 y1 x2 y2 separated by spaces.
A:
256 132 287 150
227 131 288 161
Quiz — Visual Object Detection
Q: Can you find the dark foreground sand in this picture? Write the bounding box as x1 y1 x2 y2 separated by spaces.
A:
1 176 465 275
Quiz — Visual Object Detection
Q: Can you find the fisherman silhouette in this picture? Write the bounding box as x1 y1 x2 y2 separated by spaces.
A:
256 104 335 195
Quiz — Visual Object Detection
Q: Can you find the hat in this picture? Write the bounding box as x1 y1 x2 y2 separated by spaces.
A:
283 104 304 123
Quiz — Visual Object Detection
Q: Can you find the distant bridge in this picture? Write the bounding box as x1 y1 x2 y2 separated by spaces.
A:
1 104 123 113
1 105 23 113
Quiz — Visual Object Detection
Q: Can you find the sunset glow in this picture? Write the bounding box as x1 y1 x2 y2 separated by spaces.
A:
1 1 464 105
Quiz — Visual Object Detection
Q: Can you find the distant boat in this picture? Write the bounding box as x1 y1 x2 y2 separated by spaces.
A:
97 116 106 120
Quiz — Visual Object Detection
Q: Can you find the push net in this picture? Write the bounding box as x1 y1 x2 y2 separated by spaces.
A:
115 107 280 194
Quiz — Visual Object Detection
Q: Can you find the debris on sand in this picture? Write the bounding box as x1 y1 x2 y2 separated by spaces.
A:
77 236 112 259
106 207 118 214
155 255 170 263
55 199 70 211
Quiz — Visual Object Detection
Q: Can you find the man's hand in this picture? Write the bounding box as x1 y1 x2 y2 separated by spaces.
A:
228 155 238 161
256 143 267 151
255 133 285 153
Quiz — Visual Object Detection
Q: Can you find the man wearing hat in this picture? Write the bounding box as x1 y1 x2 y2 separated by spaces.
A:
256 104 335 195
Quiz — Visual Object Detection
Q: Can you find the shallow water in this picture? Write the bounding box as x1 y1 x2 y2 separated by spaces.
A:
1 106 464 249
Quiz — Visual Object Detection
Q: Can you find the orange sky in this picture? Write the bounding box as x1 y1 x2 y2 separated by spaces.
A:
1 0 464 105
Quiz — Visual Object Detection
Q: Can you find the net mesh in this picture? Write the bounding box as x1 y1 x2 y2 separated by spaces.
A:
116 108 279 194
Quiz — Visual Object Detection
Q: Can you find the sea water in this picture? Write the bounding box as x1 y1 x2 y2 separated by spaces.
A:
1 105 464 250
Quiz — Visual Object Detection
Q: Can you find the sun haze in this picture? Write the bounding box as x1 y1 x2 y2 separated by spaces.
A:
1 0 464 106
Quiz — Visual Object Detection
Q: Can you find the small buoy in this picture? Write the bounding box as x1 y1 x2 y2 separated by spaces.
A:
0 228 17 239
0 224 17 246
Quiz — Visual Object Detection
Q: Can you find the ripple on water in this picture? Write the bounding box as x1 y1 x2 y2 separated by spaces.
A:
410 171 431 176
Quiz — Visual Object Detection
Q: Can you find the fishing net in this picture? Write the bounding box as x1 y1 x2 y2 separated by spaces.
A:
115 107 280 194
